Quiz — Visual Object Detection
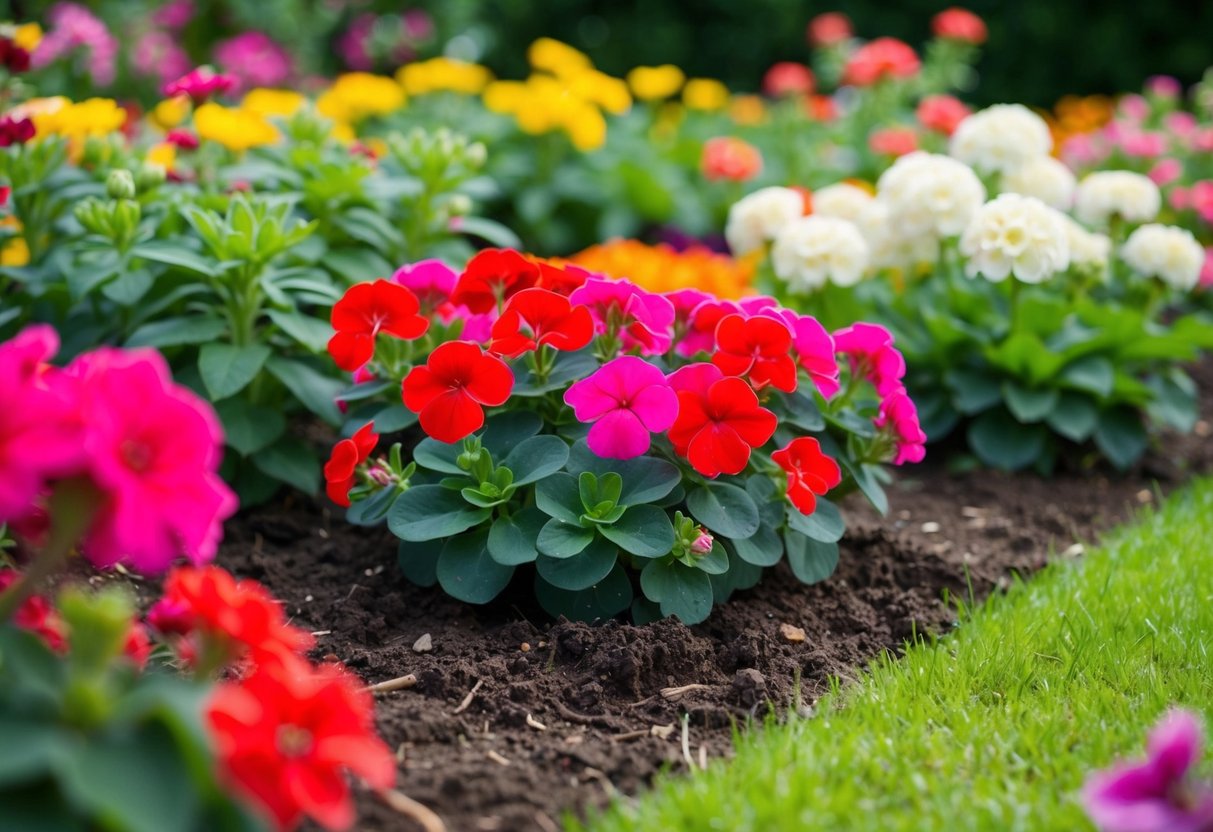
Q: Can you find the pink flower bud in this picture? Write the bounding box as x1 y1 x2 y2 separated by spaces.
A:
690 531 714 554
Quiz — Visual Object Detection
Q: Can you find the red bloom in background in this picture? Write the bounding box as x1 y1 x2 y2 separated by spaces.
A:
207 658 396 831
450 249 540 314
0 115 35 147
327 280 428 373
402 341 513 443
0 570 67 652
166 128 200 149
122 623 152 669
806 94 839 122
667 364 777 478
868 126 919 157
842 38 921 87
324 422 379 507
807 12 852 47
711 313 797 392
489 288 593 358
762 62 815 97
771 437 842 515
701 137 763 182
153 565 315 667
932 7 988 44
534 260 589 295
0 38 31 73
917 94 971 135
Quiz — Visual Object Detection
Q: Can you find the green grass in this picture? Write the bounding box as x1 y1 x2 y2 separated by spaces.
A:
576 478 1213 832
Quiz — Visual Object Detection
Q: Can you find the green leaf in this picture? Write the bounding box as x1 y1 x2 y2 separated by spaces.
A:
785 531 840 584
486 507 547 566
480 411 543 457
251 436 320 493
1001 382 1059 423
731 523 784 566
692 540 730 575
599 504 675 557
371 403 417 433
780 389 826 431
215 398 286 456
1146 371 1199 433
460 486 509 508
535 536 618 591
456 216 523 249
639 559 714 625
1045 392 1099 442
985 332 1065 385
198 344 272 401
397 539 440 587
1059 355 1114 397
1094 407 1148 470
132 240 216 275
126 316 227 348
967 408 1047 471
945 367 1003 415
535 472 585 524
411 438 465 474
345 486 399 527
500 435 570 486
322 248 394 283
101 268 154 306
785 497 845 543
387 485 491 541
686 482 760 539
436 529 514 604
566 440 680 505
0 718 69 786
265 357 343 425
266 309 332 354
534 562 633 621
536 517 595 558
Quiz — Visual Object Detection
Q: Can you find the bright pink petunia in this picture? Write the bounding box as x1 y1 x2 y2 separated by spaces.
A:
667 363 777 477
841 38 920 87
402 341 513 443
711 313 798 393
489 287 593 358
679 298 743 357
771 437 841 515
162 65 236 102
875 387 926 465
450 249 540 314
327 280 429 373
564 356 677 459
834 323 906 397
568 277 675 356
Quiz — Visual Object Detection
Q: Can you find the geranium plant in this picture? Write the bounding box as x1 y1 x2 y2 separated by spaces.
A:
325 249 922 624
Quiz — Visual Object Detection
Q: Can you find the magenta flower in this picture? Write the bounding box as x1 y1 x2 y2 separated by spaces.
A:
151 0 195 29
1200 248 1213 290
213 32 294 92
759 308 840 397
568 277 675 356
679 298 743 357
1083 710 1213 832
875 387 927 465
32 2 117 86
393 259 457 315
163 66 236 103
834 323 907 397
132 31 192 84
564 356 678 459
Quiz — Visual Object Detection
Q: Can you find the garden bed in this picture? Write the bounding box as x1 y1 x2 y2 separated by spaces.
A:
189 358 1213 832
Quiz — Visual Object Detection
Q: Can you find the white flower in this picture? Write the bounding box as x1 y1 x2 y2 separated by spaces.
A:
1000 155 1077 210
725 186 804 256
876 152 986 239
810 183 873 225
1074 171 1161 227
1121 223 1204 290
949 103 1053 173
959 194 1070 283
1062 216 1112 269
856 199 939 271
770 215 870 291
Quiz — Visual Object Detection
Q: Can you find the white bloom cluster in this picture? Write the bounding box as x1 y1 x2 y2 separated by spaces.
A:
770 215 870 292
1121 223 1205 291
724 186 804 256
1000 155 1077 210
959 194 1071 284
1062 216 1112 269
1074 171 1161 227
810 183 874 225
949 104 1053 174
876 152 986 239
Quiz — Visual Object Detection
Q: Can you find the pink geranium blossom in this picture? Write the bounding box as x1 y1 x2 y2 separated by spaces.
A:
563 356 678 459
213 32 293 91
568 277 675 355
834 323 906 396
875 387 926 465
680 298 743 356
163 66 236 102
393 259 458 315
1083 709 1213 832
760 309 840 397
1148 159 1182 187
32 3 118 85
132 30 192 84
1200 248 1213 290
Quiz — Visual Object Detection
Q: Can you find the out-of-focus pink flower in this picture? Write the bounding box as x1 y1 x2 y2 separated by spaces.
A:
834 323 906 397
132 30 192 85
213 32 294 92
842 38 920 87
1120 130 1168 158
931 7 988 44
1148 158 1183 187
564 356 678 459
32 2 118 86
917 94 971 135
1191 181 1213 225
1194 129 1213 153
163 66 236 103
402 9 435 41
1119 94 1150 122
337 12 376 71
868 126 918 157
1200 248 1213 289
701 136 763 182
1082 709 1213 832
1062 133 1110 167
1170 186 1192 212
568 277 675 356
762 62 814 97
166 128 199 150
1164 111 1198 139
1145 75 1182 100
151 0 195 30
876 387 926 465
807 12 852 47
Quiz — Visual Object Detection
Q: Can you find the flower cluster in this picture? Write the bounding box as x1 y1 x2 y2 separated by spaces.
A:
570 238 755 299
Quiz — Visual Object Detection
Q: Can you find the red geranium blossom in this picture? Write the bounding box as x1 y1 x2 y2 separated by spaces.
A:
327 280 428 373
534 260 589 295
932 7 988 44
207 657 396 831
0 115 35 147
868 126 919 157
667 364 777 478
917 94 971 135
841 38 921 87
763 62 815 98
807 12 852 47
0 569 67 652
402 341 513 443
701 137 763 182
323 422 378 507
489 288 593 358
711 313 798 393
771 437 842 515
449 248 540 314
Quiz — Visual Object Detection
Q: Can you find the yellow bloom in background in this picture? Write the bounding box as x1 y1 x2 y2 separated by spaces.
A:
564 100 607 151
316 73 406 124
13 22 42 52
483 80 528 114
571 239 754 299
397 57 493 96
329 121 356 144
528 38 592 77
151 95 190 130
242 88 306 118
146 142 176 171
683 78 730 111
30 97 126 140
0 216 30 267
627 65 685 101
729 94 768 125
567 69 631 115
194 103 278 152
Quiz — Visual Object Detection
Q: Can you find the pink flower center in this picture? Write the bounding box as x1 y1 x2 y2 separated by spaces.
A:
276 724 314 758
120 439 154 473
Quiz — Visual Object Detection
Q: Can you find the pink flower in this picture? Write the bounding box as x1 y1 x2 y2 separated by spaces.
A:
447 305 497 343
678 298 742 357
393 259 458 316
568 277 675 356
32 2 118 86
834 323 906 397
1164 112 1198 139
563 356 678 459
1145 75 1182 99
1195 129 1213 153
152 0 195 29
337 13 376 71
1200 249 1213 289
1191 182 1213 225
1120 130 1168 158
917 94 971 136
213 32 293 92
1148 159 1183 187
690 531 714 554
875 388 926 465
69 348 237 571
1062 133 1109 168
757 308 840 397
1119 94 1150 123
132 30 192 84
1083 709 1213 832
1170 187 1191 212
163 66 236 103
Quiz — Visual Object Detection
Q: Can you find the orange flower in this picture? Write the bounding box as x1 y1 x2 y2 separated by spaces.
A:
570 239 755 300
701 136 762 181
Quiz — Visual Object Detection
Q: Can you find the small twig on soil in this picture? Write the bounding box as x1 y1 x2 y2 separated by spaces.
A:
581 767 620 798
698 744 708 771
526 713 547 731
485 750 511 766
366 674 417 694
661 683 710 701
343 583 365 601
376 789 446 832
452 679 483 714
554 700 613 728
680 715 693 770
310 630 332 637
608 728 650 743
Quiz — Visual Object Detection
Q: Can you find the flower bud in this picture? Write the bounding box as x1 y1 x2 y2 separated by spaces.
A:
136 162 167 191
690 531 714 555
106 169 137 200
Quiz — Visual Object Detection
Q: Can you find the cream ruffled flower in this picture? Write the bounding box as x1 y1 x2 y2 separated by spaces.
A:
852 199 939 271
1062 217 1112 269
725 186 804 256
770 215 870 291
1000 155 1077 210
959 194 1070 284
1121 223 1204 290
1074 171 1161 227
810 183 874 225
949 103 1052 173
877 152 986 239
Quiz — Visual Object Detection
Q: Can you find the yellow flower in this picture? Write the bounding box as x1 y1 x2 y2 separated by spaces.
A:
729 94 768 126
329 121 356 144
528 38 592 76
567 70 631 115
682 78 730 111
563 101 607 151
0 216 30 267
193 103 278 152
570 239 754 299
627 65 685 101
146 142 176 170
30 97 126 140
151 96 190 130
397 57 493 96
483 80 528 114
12 22 42 52
242 88 306 118
316 73 406 124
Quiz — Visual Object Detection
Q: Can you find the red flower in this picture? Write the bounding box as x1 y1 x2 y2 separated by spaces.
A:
450 249 540 314
771 437 842 515
207 657 396 831
763 62 815 97
402 341 513 443
327 280 428 373
122 623 152 669
324 422 379 508
917 94 971 135
0 115 35 147
534 260 589 295
163 66 236 102
667 366 777 478
932 7 988 44
0 570 67 652
842 38 921 87
701 137 763 182
166 128 200 149
711 313 798 393
868 126 919 157
0 38 30 73
489 288 593 358
807 12 853 47
154 566 315 668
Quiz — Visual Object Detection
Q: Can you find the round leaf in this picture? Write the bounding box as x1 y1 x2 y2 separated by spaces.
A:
599 504 675 557
785 531 840 585
566 440 681 505
967 408 1047 471
639 559 715 625
534 563 633 622
501 435 570 486
785 497 844 543
536 517 595 558
686 482 760 539
487 507 547 566
387 485 491 541
397 539 440 587
730 523 783 566
535 537 618 591
436 530 515 604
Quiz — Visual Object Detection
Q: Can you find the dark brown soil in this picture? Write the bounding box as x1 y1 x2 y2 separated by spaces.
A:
207 361 1213 832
